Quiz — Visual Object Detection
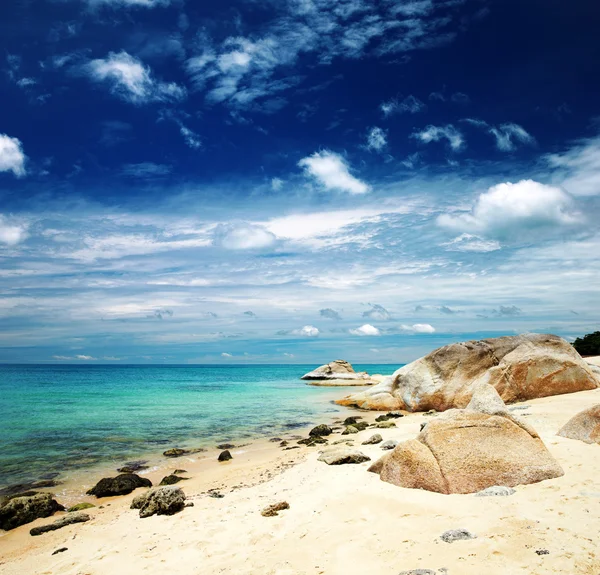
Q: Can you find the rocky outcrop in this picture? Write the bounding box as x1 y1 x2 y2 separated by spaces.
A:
30 513 90 536
302 360 377 386
338 334 599 412
131 487 186 518
558 405 600 444
368 384 564 494
86 474 152 498
0 492 64 531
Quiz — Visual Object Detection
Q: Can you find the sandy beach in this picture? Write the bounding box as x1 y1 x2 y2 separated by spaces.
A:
2 380 600 575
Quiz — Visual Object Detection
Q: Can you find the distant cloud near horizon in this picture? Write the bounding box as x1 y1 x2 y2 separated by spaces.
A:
350 324 380 336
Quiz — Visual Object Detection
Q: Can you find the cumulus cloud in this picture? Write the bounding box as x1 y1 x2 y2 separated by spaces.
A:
546 134 600 196
0 134 27 177
214 222 277 250
366 127 387 152
380 95 425 116
298 150 370 194
463 119 535 151
291 325 320 337
363 304 391 321
440 233 502 252
349 324 380 336
400 323 436 333
221 352 233 357
85 51 186 105
320 308 342 320
438 180 580 240
0 215 28 245
412 124 464 151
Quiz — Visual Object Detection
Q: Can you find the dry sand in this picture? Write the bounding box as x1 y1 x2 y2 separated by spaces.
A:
2 387 600 575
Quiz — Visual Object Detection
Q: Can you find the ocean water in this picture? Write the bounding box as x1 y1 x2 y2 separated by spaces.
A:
0 364 398 489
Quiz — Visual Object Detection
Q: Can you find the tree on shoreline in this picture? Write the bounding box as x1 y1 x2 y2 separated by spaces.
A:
573 332 600 356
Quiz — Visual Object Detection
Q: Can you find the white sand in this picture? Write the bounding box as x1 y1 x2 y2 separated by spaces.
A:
586 356 600 367
2 388 600 575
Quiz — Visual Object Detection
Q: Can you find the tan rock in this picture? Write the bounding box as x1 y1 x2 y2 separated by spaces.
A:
302 360 377 386
557 405 600 444
370 390 564 494
337 334 598 412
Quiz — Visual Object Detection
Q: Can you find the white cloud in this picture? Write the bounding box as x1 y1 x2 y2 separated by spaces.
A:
0 134 27 177
179 125 202 149
298 150 370 194
0 215 28 245
463 119 535 152
438 180 580 240
121 163 171 177
283 352 295 358
546 135 600 196
214 222 277 250
221 352 233 357
292 325 320 337
271 177 284 191
349 324 380 336
366 127 387 152
86 52 186 105
412 124 464 151
381 95 424 116
363 304 391 321
441 233 501 253
400 323 436 333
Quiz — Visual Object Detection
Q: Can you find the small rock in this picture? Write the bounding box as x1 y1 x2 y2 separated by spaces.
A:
362 434 383 445
52 547 68 555
343 416 361 425
67 502 95 513
342 425 359 435
420 422 427 431
283 446 300 450
317 448 371 465
217 443 235 449
261 501 290 517
423 410 438 417
353 421 370 431
159 474 188 486
185 502 194 507
163 448 188 458
30 513 90 536
375 414 390 422
536 549 550 556
131 487 186 518
279 440 288 447
309 424 333 437
386 412 404 419
380 440 398 450
333 439 355 445
269 437 283 442
86 474 152 498
208 490 224 499
375 421 396 429
475 486 516 497
440 529 477 543
173 469 187 475
218 450 233 462
298 437 328 446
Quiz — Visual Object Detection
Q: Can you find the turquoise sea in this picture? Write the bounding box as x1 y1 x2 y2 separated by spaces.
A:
0 364 398 490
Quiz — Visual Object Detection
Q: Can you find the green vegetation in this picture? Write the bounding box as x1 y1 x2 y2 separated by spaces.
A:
573 332 600 357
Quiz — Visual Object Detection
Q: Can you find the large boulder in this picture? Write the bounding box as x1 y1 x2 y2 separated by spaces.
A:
130 487 186 518
0 493 64 531
338 334 599 412
557 405 600 444
86 474 152 498
301 360 377 386
368 384 564 494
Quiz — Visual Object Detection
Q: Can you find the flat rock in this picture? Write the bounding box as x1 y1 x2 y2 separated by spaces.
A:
116 461 149 473
30 513 90 536
131 487 186 518
67 502 95 512
87 474 152 498
217 443 236 449
362 433 383 445
302 360 376 385
317 448 371 465
375 421 396 428
163 448 188 458
440 529 477 543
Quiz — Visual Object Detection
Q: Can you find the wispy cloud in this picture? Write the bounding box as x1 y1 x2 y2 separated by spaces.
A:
412 124 464 151
85 51 186 105
440 233 501 253
366 127 387 152
463 119 535 151
121 162 171 178
362 304 391 321
213 222 277 250
320 308 342 320
298 150 370 194
381 95 425 116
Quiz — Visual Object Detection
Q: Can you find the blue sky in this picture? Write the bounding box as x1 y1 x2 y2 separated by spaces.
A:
0 0 599 364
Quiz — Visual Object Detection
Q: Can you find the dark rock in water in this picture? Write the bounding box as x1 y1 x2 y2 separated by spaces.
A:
0 492 65 531
440 529 477 543
343 416 361 425
0 480 61 498
283 422 310 430
217 443 236 450
269 437 283 442
375 414 390 422
40 472 60 480
163 448 188 458
67 502 95 512
52 547 68 555
159 475 188 486
86 474 152 498
298 437 328 446
261 501 290 517
131 487 186 518
173 469 187 475
309 424 332 437
30 513 90 536
117 461 149 474
218 450 233 462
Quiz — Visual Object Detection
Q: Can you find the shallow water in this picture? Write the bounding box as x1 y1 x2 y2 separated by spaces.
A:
0 364 397 489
